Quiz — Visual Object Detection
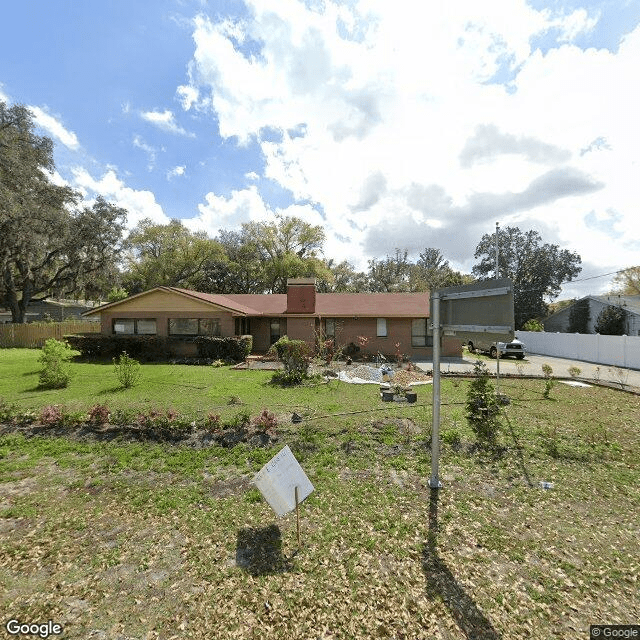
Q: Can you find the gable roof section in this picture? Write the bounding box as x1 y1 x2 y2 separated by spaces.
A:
83 286 262 317
592 294 640 315
545 294 640 323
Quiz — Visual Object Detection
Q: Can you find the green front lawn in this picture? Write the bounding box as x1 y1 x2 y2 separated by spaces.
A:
1 348 639 638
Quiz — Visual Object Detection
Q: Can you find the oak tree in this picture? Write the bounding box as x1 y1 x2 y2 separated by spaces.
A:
472 226 581 329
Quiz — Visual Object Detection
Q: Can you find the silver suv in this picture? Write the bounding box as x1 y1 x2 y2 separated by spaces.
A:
492 339 526 359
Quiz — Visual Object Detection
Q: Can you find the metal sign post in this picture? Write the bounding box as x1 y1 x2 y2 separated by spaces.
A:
428 278 514 491
430 292 442 489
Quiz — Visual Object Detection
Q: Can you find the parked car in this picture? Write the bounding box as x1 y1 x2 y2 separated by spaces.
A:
492 338 526 359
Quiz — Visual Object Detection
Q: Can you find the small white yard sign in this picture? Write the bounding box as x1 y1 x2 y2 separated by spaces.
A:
253 445 314 517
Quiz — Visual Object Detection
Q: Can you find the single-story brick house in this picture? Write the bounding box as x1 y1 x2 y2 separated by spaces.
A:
82 278 461 358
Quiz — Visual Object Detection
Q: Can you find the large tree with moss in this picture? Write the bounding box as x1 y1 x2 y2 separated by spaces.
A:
0 102 126 322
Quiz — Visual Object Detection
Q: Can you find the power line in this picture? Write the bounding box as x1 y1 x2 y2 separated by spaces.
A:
560 269 624 286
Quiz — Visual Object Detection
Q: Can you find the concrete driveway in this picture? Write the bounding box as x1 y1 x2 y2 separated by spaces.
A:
414 352 640 392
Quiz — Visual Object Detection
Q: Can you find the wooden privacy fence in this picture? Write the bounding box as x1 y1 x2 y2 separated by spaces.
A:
0 321 100 348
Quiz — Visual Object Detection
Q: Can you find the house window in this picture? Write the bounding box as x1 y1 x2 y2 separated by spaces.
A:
168 318 221 336
411 318 433 347
113 318 157 335
270 319 281 345
377 318 387 337
198 318 221 336
136 319 157 335
325 318 336 339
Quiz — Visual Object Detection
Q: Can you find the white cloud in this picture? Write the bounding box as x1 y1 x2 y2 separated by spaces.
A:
29 105 80 150
132 135 158 170
545 8 600 43
180 2 640 294
167 165 186 179
141 109 195 136
184 185 270 233
71 167 170 230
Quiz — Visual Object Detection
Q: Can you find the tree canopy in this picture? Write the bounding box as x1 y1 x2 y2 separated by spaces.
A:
1 102 127 322
594 304 628 335
472 226 582 330
611 266 640 296
122 218 225 293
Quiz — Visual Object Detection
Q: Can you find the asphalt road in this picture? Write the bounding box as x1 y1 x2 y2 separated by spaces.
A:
415 352 640 392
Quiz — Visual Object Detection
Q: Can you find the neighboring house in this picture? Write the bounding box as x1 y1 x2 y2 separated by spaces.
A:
544 295 640 335
0 298 100 323
82 278 461 358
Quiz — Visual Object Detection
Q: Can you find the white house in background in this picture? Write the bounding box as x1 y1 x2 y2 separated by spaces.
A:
544 295 640 335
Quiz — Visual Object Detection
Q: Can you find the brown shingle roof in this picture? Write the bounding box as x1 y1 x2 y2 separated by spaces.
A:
225 292 430 317
84 287 431 318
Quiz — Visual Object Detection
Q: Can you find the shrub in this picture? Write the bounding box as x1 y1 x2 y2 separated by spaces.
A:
441 428 461 448
541 363 555 399
522 318 544 332
465 361 501 449
113 351 141 389
65 334 179 361
594 305 627 336
227 410 251 430
568 366 581 378
270 336 311 385
38 338 74 389
271 369 305 386
206 413 222 432
251 408 278 437
39 405 64 427
88 404 111 425
195 335 252 362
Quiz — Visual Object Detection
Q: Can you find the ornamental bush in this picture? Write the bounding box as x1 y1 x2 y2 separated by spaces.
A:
465 361 501 449
194 335 252 362
270 336 311 381
38 338 74 389
113 351 141 389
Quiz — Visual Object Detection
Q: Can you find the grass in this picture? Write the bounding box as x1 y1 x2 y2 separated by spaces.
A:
1 348 639 638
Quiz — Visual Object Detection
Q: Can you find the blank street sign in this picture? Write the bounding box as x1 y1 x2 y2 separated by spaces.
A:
253 445 314 517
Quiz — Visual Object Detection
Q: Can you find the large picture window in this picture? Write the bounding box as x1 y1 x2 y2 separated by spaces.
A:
168 318 221 336
411 319 433 347
113 318 157 335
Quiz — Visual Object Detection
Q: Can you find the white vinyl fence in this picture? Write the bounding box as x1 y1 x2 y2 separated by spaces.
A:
516 331 640 370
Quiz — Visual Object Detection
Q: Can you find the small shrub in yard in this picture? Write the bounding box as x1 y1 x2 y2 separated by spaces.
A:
542 363 555 399
568 366 581 378
270 336 311 386
88 404 110 426
38 338 74 389
113 351 141 389
465 361 501 449
251 408 278 437
227 410 251 430
441 428 461 449
39 405 64 427
205 413 222 432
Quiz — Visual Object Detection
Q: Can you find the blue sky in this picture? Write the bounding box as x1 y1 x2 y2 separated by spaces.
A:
2 0 639 298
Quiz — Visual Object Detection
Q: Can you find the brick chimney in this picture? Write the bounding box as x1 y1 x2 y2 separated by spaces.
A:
286 278 316 313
